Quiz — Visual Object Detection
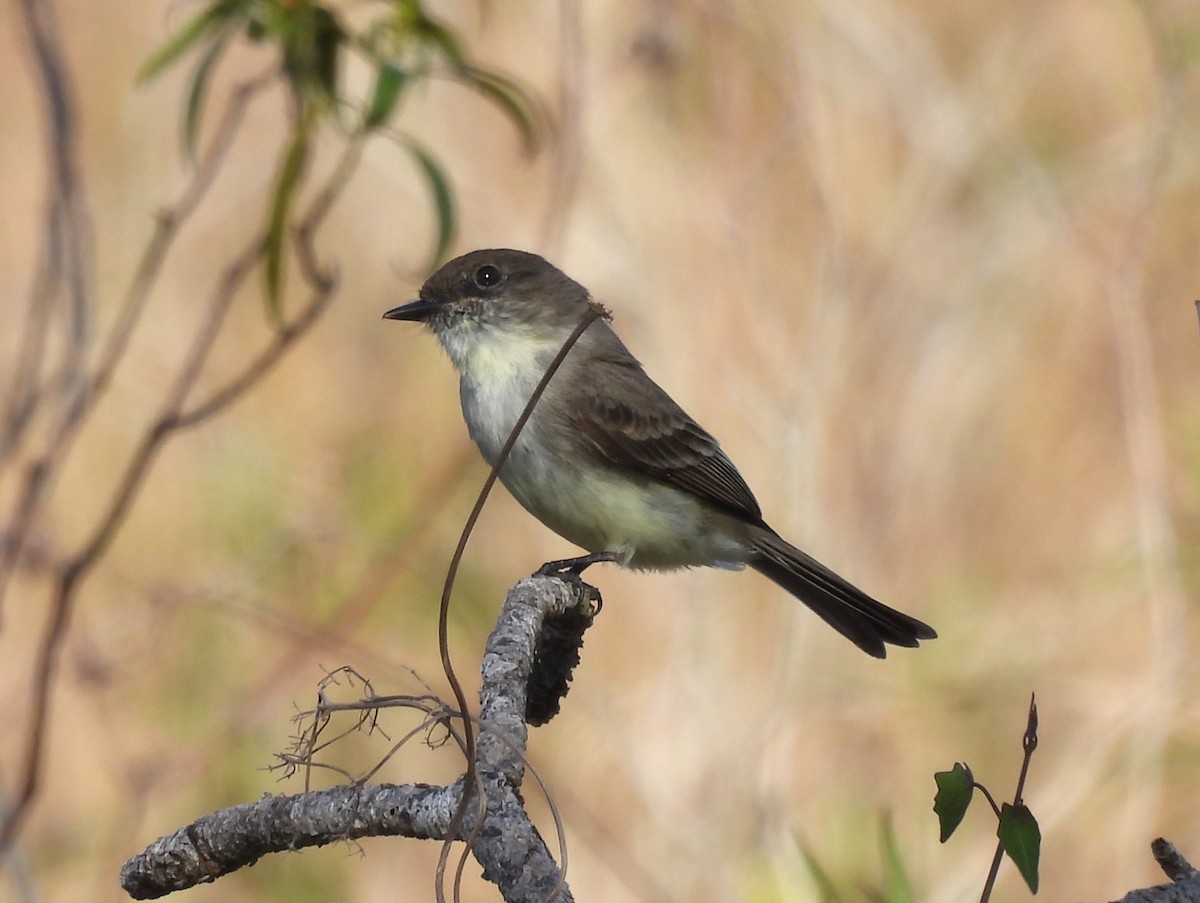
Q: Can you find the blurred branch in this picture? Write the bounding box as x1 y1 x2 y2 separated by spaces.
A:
0 70 275 619
0 235 255 852
536 0 583 255
4 0 92 463
0 0 93 597
96 70 278 416
2 49 339 864
1 0 547 869
121 575 598 903
174 133 362 428
0 131 355 848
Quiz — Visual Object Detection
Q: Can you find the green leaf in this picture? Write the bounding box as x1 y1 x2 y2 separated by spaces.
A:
279 2 345 109
413 13 466 68
397 137 456 270
182 25 236 159
460 65 544 154
933 763 974 843
879 812 913 903
310 5 344 102
998 803 1040 894
246 15 268 42
137 0 247 84
263 117 312 317
364 63 408 129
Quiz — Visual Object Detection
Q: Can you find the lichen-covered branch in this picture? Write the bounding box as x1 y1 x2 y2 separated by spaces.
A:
1108 839 1200 903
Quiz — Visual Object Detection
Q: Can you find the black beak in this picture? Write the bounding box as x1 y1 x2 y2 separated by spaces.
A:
383 298 443 321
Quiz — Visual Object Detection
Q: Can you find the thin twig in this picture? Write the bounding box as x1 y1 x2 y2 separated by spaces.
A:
0 72 274 620
231 445 477 718
90 71 279 406
979 693 1038 903
0 137 358 856
20 0 91 397
0 0 93 609
295 685 569 876
0 61 369 846
174 134 363 429
0 236 259 851
1012 692 1038 806
978 819 1005 899
434 303 607 903
536 0 583 256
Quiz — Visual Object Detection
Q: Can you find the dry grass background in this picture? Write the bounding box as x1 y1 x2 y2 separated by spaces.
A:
2 0 1200 901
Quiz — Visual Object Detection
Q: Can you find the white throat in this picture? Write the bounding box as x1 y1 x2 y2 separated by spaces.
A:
436 320 566 464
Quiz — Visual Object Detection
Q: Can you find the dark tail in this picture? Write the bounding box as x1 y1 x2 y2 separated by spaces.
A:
749 530 936 658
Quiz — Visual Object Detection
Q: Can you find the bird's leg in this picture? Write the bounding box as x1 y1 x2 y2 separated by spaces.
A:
535 550 620 578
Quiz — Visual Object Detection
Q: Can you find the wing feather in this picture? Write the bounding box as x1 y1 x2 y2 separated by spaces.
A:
566 355 763 522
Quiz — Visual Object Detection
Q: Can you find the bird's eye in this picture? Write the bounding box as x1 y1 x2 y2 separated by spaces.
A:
473 265 503 289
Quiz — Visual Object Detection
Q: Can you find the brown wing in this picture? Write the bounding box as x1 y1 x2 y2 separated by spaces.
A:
567 354 763 522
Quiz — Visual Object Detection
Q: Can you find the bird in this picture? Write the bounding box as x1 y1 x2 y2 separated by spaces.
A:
384 249 935 657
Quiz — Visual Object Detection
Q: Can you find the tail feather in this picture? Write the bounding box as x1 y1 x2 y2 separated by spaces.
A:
749 532 935 658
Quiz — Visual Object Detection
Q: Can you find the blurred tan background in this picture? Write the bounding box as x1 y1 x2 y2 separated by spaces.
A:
3 0 1200 900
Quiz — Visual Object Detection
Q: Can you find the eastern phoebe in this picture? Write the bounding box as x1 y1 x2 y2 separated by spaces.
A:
384 249 935 657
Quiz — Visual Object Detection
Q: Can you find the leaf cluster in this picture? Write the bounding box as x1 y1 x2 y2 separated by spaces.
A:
138 0 545 311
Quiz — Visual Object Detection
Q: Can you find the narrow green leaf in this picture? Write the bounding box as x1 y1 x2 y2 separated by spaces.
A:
278 3 345 113
182 25 235 159
998 803 1040 894
879 812 913 903
137 0 246 84
263 118 312 317
460 66 543 154
311 6 344 102
397 138 456 270
933 763 974 843
364 63 407 129
414 14 466 68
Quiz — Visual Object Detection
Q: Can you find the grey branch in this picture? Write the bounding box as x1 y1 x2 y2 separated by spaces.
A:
1105 839 1200 903
121 575 599 902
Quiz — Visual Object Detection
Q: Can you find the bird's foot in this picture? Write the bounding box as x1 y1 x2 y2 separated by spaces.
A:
535 550 619 579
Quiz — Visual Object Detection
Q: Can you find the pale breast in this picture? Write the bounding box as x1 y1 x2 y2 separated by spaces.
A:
446 322 752 571
455 325 562 464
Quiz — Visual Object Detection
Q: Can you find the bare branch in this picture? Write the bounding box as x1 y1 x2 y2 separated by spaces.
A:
1153 839 1198 884
173 134 362 430
0 72 275 618
90 71 278 410
0 234 259 851
121 575 598 903
1109 840 1200 903
5 0 93 459
121 782 461 900
0 87 354 854
0 0 93 609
